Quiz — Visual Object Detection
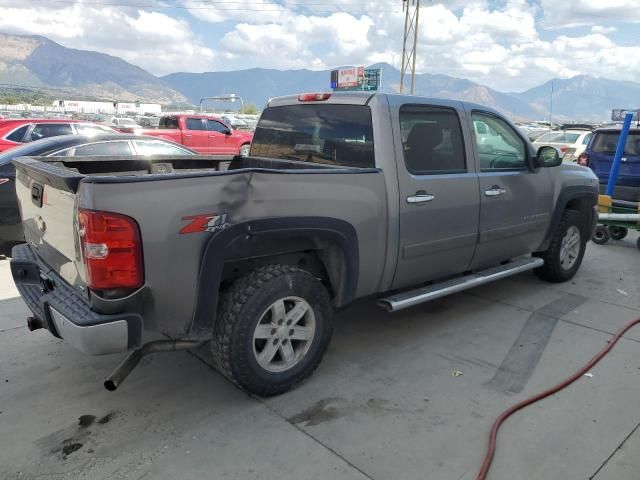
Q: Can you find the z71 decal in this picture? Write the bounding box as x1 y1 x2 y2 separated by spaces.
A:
180 213 231 234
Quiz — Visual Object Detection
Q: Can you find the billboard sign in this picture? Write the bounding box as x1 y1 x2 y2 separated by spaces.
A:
612 109 639 121
331 67 381 91
331 66 364 89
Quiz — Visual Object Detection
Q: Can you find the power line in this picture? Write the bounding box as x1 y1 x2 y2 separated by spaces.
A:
23 0 403 13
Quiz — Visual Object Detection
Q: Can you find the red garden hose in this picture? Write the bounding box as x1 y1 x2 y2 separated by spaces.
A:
476 316 640 480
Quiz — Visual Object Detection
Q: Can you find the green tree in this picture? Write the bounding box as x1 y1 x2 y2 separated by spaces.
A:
242 103 259 115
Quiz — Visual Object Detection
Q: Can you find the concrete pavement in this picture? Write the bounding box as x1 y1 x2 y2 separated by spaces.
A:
0 234 639 480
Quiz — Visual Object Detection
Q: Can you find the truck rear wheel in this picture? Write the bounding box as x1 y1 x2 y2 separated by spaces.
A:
534 210 587 283
212 264 333 396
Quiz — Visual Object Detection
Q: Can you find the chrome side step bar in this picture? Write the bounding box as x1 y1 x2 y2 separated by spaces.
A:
378 257 544 312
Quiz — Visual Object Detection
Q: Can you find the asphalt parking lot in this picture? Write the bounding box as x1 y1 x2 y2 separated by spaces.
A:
1 234 639 480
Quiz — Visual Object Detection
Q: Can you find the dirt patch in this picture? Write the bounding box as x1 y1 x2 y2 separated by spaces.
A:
78 415 96 428
98 412 116 425
61 442 83 457
288 397 421 427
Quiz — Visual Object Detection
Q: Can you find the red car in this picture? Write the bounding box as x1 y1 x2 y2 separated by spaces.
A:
123 114 253 156
0 119 116 152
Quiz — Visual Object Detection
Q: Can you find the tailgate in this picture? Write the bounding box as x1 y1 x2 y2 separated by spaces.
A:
13 157 87 289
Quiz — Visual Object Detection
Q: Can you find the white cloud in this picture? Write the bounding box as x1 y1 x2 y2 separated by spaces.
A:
591 25 618 34
540 0 640 27
0 1 215 75
0 0 639 92
181 0 286 24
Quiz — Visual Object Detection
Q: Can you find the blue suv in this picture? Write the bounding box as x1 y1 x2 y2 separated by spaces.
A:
579 127 640 201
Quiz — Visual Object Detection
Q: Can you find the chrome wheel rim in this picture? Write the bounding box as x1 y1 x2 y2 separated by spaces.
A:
559 225 581 270
252 296 316 373
240 145 250 156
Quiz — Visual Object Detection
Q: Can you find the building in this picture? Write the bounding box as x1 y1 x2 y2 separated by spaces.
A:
52 100 162 115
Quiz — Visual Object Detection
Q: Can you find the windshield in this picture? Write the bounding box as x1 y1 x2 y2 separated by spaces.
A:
592 132 640 155
117 118 138 126
536 132 581 143
250 104 374 168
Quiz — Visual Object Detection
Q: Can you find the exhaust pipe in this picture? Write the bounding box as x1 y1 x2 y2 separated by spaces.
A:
104 339 204 391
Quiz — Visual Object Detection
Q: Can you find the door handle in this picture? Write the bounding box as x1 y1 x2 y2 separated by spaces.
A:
185 134 192 137
484 186 506 197
407 193 435 204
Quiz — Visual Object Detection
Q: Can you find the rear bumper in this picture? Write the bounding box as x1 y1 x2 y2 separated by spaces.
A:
10 243 142 355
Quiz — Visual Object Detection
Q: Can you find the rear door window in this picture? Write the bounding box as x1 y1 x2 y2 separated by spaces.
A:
400 105 466 174
186 118 206 131
74 124 115 135
251 104 374 168
69 141 133 156
134 140 192 155
592 132 640 156
5 125 29 143
27 123 74 142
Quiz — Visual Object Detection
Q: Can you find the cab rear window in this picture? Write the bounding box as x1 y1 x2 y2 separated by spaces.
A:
250 104 374 168
592 132 640 156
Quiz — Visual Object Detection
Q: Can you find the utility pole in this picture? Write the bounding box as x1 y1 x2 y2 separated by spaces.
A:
400 0 420 94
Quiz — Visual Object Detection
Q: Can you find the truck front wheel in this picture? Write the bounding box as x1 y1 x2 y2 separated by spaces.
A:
534 210 587 283
239 144 250 156
212 264 333 396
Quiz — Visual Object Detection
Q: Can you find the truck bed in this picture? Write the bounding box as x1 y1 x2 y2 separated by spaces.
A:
12 154 386 337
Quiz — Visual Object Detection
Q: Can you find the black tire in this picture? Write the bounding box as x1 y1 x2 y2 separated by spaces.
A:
592 225 610 245
212 264 333 397
609 226 628 241
239 144 250 157
534 210 587 283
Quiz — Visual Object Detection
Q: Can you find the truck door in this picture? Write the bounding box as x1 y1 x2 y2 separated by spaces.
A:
205 119 233 154
392 102 480 290
466 110 553 269
183 117 210 153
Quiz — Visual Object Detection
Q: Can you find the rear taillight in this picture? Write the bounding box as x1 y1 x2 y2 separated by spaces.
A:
78 209 143 290
298 93 331 102
0 178 9 186
577 153 589 166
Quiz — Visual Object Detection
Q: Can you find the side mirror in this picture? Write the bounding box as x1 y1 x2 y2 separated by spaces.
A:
536 145 562 167
223 127 232 135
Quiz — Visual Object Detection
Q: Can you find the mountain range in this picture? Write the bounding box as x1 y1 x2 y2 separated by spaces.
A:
2 32 639 121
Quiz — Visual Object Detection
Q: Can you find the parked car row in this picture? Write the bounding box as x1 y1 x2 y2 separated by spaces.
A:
533 129 593 163
0 119 116 152
0 114 254 155
0 134 198 253
118 114 254 156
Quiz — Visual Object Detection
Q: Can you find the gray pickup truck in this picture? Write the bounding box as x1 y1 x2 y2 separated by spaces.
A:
10 92 599 396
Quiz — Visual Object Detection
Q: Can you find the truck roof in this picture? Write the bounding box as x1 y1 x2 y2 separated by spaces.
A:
266 92 504 118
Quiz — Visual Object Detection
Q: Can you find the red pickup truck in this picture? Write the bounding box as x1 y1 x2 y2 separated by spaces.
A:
124 115 253 155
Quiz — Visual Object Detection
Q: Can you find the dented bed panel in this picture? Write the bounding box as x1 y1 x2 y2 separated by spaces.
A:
80 169 388 334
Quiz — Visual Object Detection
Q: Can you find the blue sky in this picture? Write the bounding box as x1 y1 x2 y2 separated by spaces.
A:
0 0 638 91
